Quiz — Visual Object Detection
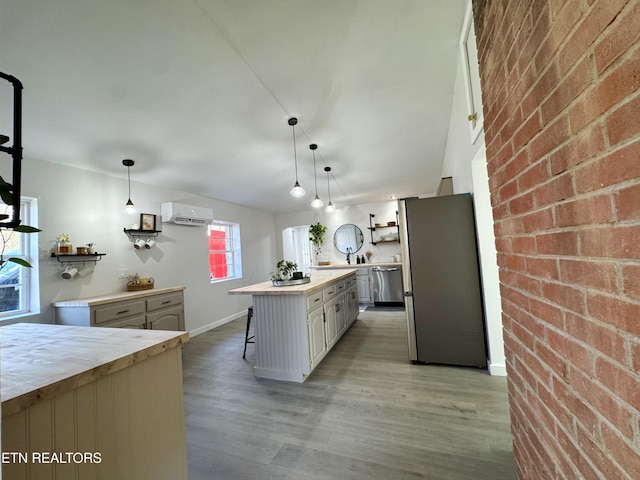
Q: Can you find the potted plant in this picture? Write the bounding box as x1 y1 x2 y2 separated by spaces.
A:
309 222 327 255
270 260 299 283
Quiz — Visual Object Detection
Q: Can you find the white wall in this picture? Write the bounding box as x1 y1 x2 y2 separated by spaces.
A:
439 7 505 375
2 156 276 334
275 200 402 266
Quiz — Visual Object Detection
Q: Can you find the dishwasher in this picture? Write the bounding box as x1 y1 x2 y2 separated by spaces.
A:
371 266 404 306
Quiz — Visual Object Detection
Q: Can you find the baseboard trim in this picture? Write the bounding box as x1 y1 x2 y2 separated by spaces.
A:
488 363 507 376
189 311 245 337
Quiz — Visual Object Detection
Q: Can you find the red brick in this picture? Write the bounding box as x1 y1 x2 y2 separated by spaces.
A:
534 172 575 206
534 0 582 71
542 281 586 314
503 148 530 182
569 46 640 133
569 370 635 439
559 258 617 292
621 264 640 300
565 312 626 364
587 291 640 336
632 338 640 371
501 216 524 235
549 122 605 175
541 54 594 124
518 160 550 193
615 182 640 221
547 327 594 374
593 0 640 74
505 252 527 273
601 422 640 478
523 207 554 233
575 421 627 479
579 225 640 259
595 356 640 411
497 177 519 204
529 114 571 160
575 140 640 193
509 191 535 215
555 194 614 227
536 230 579 256
558 0 628 73
512 235 537 254
606 93 640 146
522 63 561 120
526 257 560 281
513 112 543 152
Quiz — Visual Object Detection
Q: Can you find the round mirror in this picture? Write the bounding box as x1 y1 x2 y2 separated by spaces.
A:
333 224 364 254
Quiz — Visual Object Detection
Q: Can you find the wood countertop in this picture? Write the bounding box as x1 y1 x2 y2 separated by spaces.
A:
310 262 402 269
52 286 186 307
229 269 357 296
0 323 189 417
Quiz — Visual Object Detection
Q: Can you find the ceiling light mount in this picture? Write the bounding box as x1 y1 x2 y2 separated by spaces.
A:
310 143 324 209
288 117 305 198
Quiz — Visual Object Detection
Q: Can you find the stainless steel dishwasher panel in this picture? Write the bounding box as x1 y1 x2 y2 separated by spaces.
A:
371 266 404 305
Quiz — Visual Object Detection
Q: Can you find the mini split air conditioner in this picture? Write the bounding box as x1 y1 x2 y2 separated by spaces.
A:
160 202 214 226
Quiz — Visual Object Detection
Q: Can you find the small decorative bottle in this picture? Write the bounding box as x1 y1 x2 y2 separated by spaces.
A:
356 255 361 264
360 255 365 264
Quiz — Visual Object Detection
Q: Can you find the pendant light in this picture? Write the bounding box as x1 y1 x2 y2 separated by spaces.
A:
324 166 336 213
288 117 305 198
121 159 138 215
309 144 324 209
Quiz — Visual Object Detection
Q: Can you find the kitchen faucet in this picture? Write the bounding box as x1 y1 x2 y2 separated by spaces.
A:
346 247 351 264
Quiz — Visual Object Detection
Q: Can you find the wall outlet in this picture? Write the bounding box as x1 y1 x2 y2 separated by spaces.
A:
118 268 129 279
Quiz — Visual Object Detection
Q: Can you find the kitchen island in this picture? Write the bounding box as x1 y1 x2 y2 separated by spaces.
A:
229 269 358 382
1 323 189 480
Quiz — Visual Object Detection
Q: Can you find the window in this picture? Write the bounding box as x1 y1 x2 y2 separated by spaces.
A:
208 221 242 282
0 198 38 318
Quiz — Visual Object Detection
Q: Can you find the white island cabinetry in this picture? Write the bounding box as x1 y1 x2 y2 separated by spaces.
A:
230 270 358 382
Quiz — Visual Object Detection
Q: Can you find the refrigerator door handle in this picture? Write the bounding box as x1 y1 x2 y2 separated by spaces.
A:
403 291 413 297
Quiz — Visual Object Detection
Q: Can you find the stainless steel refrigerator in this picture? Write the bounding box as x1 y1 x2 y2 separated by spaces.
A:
398 194 487 367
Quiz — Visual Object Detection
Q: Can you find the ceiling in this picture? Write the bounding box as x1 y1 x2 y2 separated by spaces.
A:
0 0 467 214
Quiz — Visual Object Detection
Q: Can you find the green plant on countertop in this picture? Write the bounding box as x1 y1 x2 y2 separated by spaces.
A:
0 175 41 271
309 222 327 255
270 260 298 282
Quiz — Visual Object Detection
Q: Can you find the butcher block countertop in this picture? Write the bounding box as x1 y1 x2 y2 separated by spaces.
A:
0 323 189 417
229 269 357 296
51 285 185 307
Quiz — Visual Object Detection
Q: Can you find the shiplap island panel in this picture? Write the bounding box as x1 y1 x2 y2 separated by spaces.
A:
1 323 189 480
229 269 358 382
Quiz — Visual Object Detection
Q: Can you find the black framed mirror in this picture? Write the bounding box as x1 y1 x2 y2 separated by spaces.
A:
334 224 364 254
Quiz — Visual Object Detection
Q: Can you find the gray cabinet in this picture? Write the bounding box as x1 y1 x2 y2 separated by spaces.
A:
307 305 327 369
356 268 372 303
54 288 186 331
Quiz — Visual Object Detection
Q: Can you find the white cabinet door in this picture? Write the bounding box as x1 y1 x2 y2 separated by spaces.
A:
147 305 184 331
356 272 371 303
324 300 338 349
308 306 327 369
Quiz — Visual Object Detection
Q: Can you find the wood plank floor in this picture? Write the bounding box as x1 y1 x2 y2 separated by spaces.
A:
182 310 516 479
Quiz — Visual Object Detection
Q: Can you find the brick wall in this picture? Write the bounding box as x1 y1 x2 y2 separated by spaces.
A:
472 0 640 478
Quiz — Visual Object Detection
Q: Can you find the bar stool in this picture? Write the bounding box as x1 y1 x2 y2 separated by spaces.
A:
242 306 254 359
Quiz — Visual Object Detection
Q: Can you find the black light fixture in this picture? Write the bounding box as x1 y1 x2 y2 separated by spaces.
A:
122 159 138 215
324 166 335 213
288 118 305 198
309 144 324 208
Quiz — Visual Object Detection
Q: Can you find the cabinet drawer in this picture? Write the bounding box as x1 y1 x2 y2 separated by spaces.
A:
99 315 147 329
344 275 356 288
334 281 346 294
94 300 146 325
147 292 183 312
322 284 338 302
306 291 323 310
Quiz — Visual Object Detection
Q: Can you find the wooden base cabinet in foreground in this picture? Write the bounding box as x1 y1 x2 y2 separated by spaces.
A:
230 271 358 382
53 287 185 331
1 324 189 480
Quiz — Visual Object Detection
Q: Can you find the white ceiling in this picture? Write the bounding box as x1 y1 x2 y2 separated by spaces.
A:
0 0 467 214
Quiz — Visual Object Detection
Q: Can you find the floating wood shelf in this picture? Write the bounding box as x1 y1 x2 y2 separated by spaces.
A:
50 253 106 264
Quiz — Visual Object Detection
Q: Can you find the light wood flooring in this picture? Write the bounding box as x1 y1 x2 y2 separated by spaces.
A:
182 310 516 479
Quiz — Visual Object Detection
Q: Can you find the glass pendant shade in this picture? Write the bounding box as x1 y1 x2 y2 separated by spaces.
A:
290 181 305 198
325 201 335 213
309 143 323 208
311 195 324 209
288 118 305 198
121 159 138 215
